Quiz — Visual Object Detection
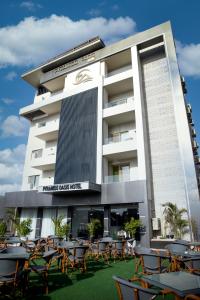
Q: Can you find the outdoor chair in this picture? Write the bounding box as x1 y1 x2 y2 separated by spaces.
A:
101 237 113 242
133 246 153 274
174 239 190 245
4 246 27 254
24 241 36 253
112 240 126 262
0 258 24 296
66 246 88 273
92 241 110 264
30 249 60 294
178 257 200 275
130 252 170 282
165 243 189 254
140 253 169 275
113 275 161 300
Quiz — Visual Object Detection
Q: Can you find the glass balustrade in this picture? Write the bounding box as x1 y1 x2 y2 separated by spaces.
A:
104 174 130 183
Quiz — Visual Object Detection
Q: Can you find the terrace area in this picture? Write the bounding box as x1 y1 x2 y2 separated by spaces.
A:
0 236 200 300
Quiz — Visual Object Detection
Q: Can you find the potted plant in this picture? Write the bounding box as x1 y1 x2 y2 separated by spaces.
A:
52 215 71 239
16 218 32 240
87 219 102 242
124 217 142 239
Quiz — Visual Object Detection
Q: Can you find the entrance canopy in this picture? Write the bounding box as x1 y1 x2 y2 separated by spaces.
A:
38 181 101 194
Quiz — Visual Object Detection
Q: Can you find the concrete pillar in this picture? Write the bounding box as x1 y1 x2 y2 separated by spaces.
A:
103 206 110 236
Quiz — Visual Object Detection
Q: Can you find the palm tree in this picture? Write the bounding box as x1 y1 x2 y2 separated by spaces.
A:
162 202 188 239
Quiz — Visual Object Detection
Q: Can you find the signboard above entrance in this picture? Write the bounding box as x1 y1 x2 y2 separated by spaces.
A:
38 181 101 194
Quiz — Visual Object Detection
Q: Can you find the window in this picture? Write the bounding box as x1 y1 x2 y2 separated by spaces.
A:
31 149 43 159
28 175 40 189
112 163 130 182
38 121 46 128
110 206 138 227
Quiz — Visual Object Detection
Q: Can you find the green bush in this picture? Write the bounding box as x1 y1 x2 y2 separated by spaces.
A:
16 218 32 237
87 219 102 239
124 217 142 238
52 216 70 238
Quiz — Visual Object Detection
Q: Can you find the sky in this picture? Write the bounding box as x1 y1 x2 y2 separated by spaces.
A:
0 0 200 195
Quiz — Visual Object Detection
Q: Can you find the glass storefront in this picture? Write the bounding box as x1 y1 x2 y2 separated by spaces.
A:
110 205 139 238
72 206 104 238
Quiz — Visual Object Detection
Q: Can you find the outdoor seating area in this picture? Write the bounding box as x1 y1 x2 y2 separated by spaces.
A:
0 236 200 299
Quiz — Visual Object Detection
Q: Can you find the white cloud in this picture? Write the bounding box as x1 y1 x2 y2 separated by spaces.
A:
5 71 17 80
0 115 29 137
20 1 42 11
0 15 136 67
0 184 21 195
0 163 23 181
0 144 26 165
1 98 14 104
176 40 200 77
0 144 26 195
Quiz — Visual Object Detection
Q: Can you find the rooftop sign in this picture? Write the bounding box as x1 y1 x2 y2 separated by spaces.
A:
40 53 96 84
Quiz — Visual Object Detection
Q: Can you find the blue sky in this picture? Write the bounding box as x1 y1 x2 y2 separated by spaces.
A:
0 0 200 194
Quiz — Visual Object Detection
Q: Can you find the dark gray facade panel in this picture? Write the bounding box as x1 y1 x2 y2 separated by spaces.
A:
5 181 146 208
5 191 53 208
55 88 98 184
52 193 101 206
5 190 101 208
101 180 146 204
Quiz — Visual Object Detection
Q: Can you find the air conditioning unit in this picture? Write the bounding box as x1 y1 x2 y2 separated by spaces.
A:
152 218 161 231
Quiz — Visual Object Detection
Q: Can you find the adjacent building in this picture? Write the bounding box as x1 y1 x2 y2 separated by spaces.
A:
5 21 200 245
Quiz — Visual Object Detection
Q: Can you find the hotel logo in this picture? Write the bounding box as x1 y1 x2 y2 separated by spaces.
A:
73 69 93 85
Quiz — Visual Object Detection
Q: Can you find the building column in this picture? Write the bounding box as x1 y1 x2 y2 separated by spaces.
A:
35 208 43 238
103 206 110 236
67 206 73 238
131 46 152 247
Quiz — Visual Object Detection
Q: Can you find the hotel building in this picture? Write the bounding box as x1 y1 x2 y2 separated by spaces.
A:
5 21 200 246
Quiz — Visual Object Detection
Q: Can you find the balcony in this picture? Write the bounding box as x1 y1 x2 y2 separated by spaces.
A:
104 131 134 145
186 103 192 114
103 96 134 119
195 156 200 165
35 118 59 141
103 132 137 159
20 90 63 121
191 128 196 138
104 67 132 87
104 174 130 184
31 147 57 171
105 96 133 108
192 140 199 150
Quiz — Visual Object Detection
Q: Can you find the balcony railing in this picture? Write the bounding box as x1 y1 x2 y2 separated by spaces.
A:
104 174 130 183
104 96 134 108
104 132 134 145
